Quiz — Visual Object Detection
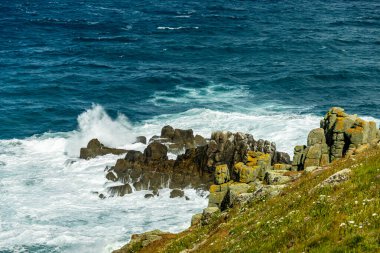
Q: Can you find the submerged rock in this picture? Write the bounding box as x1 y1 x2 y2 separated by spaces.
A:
108 184 133 197
144 193 154 199
169 189 184 198
80 139 127 159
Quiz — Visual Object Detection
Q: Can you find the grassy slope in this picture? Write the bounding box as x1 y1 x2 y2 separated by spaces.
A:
125 147 380 253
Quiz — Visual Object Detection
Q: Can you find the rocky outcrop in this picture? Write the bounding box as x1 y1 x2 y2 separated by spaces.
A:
103 129 289 197
113 230 172 253
149 125 207 153
80 139 127 159
205 145 299 212
292 107 380 170
205 131 278 170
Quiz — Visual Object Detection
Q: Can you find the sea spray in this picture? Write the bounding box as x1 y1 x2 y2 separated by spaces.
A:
65 104 136 157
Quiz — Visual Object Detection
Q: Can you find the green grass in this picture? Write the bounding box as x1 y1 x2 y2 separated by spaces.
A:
122 147 380 253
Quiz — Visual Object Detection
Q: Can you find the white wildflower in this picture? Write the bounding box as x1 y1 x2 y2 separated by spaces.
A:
348 220 355 224
372 213 378 217
339 223 346 227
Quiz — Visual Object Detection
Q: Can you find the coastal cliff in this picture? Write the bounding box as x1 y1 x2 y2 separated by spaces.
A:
80 107 380 252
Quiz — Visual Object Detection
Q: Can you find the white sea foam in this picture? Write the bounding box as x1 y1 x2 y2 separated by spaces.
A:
157 26 199 30
138 108 320 154
0 136 207 252
65 104 136 157
149 83 250 107
1 101 379 253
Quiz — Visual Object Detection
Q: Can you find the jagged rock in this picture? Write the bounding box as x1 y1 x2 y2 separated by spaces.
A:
292 145 307 171
293 108 379 170
194 134 207 146
105 171 117 181
150 125 206 153
104 130 284 196
191 213 203 226
144 142 168 161
214 164 230 185
161 125 175 139
272 151 291 164
307 128 326 146
134 136 147 144
170 189 184 198
206 131 280 171
80 139 127 159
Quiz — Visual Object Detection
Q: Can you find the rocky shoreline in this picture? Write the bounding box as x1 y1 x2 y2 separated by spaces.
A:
79 107 380 252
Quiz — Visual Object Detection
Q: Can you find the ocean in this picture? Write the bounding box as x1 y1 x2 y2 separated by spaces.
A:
0 0 379 252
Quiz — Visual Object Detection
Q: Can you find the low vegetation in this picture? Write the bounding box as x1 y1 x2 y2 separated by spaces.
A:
120 147 380 252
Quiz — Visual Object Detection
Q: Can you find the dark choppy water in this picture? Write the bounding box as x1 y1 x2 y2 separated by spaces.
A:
0 1 380 252
1 0 379 139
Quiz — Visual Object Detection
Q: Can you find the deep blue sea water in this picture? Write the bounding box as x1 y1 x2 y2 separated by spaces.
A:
0 1 380 252
1 0 380 139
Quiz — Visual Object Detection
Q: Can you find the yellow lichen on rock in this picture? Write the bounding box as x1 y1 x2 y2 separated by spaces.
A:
209 184 221 193
214 164 230 185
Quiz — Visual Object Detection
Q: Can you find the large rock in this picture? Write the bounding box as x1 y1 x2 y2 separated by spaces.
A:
80 139 127 159
292 108 380 170
144 142 168 161
233 162 259 183
223 183 250 208
208 182 230 208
